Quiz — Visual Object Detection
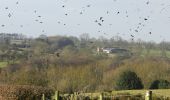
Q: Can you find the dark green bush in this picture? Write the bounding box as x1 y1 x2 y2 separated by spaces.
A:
116 70 144 90
158 80 170 89
149 79 170 89
149 80 160 89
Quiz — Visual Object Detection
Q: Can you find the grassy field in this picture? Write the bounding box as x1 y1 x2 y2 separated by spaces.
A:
0 60 21 68
59 89 170 100
111 89 170 97
0 62 8 68
140 49 170 58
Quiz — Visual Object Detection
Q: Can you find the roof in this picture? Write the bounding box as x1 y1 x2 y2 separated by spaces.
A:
103 48 114 50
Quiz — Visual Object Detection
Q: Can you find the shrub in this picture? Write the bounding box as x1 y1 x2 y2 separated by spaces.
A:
149 80 160 89
149 79 170 89
159 80 170 89
0 85 54 100
116 70 144 90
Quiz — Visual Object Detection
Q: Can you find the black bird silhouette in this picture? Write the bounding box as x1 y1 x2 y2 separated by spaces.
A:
100 17 103 20
135 30 138 32
98 23 102 26
131 35 134 37
107 11 109 14
57 21 61 24
87 5 91 7
146 1 149 5
8 13 12 18
1 25 5 27
144 18 148 21
5 7 8 10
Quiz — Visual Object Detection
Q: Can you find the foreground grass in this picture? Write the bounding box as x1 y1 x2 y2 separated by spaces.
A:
112 89 170 97
61 89 170 100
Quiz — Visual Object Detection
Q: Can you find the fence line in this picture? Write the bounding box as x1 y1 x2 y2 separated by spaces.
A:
42 90 170 100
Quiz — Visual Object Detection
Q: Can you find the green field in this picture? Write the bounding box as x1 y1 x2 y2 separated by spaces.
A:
58 89 170 100
0 60 21 68
0 62 8 68
140 49 170 58
111 89 170 97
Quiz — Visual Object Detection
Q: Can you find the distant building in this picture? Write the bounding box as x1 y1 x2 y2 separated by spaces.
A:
101 47 129 54
97 47 102 53
102 48 115 54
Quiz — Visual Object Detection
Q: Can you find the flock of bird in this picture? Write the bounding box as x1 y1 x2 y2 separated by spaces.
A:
1 0 170 41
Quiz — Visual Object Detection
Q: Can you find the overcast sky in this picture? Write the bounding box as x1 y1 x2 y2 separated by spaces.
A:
0 0 170 42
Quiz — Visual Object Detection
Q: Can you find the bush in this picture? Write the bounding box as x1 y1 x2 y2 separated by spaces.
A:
159 80 170 89
149 80 160 89
116 70 144 90
0 85 54 100
149 79 170 89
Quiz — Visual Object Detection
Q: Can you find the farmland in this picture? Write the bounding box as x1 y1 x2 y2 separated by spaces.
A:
0 0 170 98
0 61 8 68
0 85 169 100
50 89 170 99
0 33 170 99
112 89 170 97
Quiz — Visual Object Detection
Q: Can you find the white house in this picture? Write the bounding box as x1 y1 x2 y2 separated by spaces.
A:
102 48 115 53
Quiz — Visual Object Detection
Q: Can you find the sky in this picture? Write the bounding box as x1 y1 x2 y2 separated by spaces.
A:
0 0 170 42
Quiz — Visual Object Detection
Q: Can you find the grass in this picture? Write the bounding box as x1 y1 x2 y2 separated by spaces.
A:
0 61 8 68
139 49 170 58
60 89 170 100
111 89 170 97
0 60 20 68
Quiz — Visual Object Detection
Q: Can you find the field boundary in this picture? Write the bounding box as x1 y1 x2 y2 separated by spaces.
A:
42 90 170 100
